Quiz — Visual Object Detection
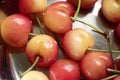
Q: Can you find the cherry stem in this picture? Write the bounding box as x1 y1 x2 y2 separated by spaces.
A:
87 48 120 53
72 18 104 34
34 14 45 34
72 0 81 21
104 31 112 53
29 33 37 36
28 33 37 39
20 56 40 77
107 68 120 74
72 0 105 36
101 74 118 80
72 18 113 59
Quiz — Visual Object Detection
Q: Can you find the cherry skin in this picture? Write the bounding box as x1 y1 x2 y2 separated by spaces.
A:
26 34 58 68
49 59 80 80
101 0 120 23
46 1 75 16
76 28 95 48
21 70 49 80
79 51 113 80
96 52 113 69
87 51 113 75
1 14 32 47
67 0 97 9
19 0 47 14
62 28 94 61
43 1 74 34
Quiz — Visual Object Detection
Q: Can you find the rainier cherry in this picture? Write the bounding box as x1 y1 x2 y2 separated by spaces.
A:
1 14 32 47
101 0 120 23
19 0 47 14
80 51 113 80
49 59 80 80
45 1 75 17
62 28 95 61
43 1 75 34
21 70 49 80
26 34 58 68
67 0 97 9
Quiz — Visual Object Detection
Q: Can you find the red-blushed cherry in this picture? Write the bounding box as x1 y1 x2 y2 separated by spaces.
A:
1 14 32 47
76 28 95 48
101 0 120 23
79 51 113 80
43 1 74 34
21 70 49 80
85 51 113 69
26 34 58 68
96 52 113 69
46 1 75 16
67 0 97 9
62 28 95 61
87 51 113 76
19 0 47 14
18 0 47 23
49 59 80 80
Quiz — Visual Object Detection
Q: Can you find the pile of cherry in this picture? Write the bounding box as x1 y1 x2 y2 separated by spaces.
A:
1 0 120 80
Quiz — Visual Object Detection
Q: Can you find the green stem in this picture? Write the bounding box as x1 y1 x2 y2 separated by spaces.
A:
105 32 112 53
72 18 104 34
107 68 120 74
72 0 81 21
101 74 118 80
20 56 40 77
34 14 45 34
28 33 37 39
72 18 113 59
87 48 120 53
107 35 113 57
103 31 114 67
29 33 37 36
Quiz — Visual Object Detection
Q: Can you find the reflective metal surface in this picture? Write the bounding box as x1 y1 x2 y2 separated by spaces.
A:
0 0 119 80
